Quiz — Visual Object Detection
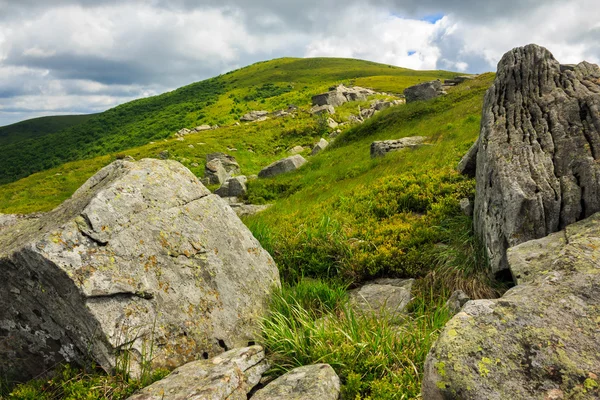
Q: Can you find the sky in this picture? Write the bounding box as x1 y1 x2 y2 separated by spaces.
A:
0 0 599 126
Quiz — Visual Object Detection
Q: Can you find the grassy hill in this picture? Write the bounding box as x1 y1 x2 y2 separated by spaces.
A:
0 59 497 399
0 57 458 185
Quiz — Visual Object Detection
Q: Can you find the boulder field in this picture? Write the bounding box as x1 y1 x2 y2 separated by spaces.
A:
0 159 280 381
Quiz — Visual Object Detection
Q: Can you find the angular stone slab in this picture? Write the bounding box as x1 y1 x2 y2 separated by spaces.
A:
370 136 427 158
252 364 341 400
127 346 268 400
0 159 280 381
258 155 307 178
422 212 600 400
349 278 413 317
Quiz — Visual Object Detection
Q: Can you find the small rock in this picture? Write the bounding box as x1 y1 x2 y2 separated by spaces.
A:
215 176 248 198
327 118 338 129
194 125 212 132
349 278 414 317
310 105 335 115
404 80 446 103
252 364 340 400
370 136 428 158
289 146 305 155
191 163 199 167
258 155 307 178
459 198 473 216
445 290 471 315
176 137 184 141
311 138 329 156
241 111 269 122
188 144 194 149
158 150 170 160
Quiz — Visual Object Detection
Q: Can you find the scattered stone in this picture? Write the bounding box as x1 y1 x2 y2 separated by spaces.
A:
459 197 473 216
188 144 194 148
311 138 329 156
457 138 479 177
272 110 290 118
329 129 342 139
252 364 341 400
194 125 212 132
289 146 305 155
204 153 241 185
445 290 470 315
473 44 600 273
404 80 446 103
423 212 600 400
372 100 393 111
258 155 307 178
0 159 280 381
191 163 199 167
327 118 338 129
348 114 363 124
241 111 269 122
158 150 170 160
176 128 192 137
176 137 184 141
311 89 348 107
215 176 248 198
230 204 272 218
370 136 428 158
310 104 335 115
349 278 414 317
359 108 376 120
127 346 268 400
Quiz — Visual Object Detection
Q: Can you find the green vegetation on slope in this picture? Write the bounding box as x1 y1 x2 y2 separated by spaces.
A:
0 57 457 185
0 114 96 146
0 62 493 399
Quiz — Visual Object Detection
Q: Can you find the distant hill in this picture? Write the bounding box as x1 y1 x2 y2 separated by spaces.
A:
0 114 96 146
0 57 458 185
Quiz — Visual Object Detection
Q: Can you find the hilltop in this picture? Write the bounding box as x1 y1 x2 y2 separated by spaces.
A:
0 57 458 186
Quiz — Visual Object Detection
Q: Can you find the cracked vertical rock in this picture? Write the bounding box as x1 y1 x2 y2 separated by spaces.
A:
0 159 280 381
473 44 600 274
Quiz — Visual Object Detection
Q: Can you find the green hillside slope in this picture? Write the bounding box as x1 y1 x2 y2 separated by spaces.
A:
0 57 457 185
0 114 96 145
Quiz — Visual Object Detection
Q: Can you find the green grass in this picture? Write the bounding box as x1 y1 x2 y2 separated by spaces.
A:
0 114 96 146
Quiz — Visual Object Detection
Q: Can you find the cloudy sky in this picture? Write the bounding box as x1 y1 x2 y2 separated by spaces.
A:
1 0 599 126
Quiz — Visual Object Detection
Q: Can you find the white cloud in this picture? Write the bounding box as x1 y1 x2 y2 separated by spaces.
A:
0 0 599 126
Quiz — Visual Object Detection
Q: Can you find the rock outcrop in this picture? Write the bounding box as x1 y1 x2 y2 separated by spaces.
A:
204 153 241 185
349 278 413 317
258 155 307 178
127 346 268 400
472 44 600 273
404 80 446 103
252 364 341 400
370 136 428 158
215 176 247 198
457 138 478 178
311 84 374 107
310 104 335 115
0 159 280 381
423 212 600 400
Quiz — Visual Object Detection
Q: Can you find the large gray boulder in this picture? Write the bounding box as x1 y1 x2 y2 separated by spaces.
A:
240 111 269 122
0 159 280 381
404 80 445 103
215 176 247 198
422 212 600 400
252 364 341 400
258 155 307 178
127 346 268 400
473 44 600 273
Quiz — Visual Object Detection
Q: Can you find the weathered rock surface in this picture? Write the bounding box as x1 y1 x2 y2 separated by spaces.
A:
215 176 247 198
127 346 268 400
423 213 600 400
459 197 473 216
327 118 338 129
258 155 307 178
310 104 335 115
0 159 280 381
370 136 428 158
472 44 600 273
289 146 305 155
229 203 272 218
457 138 479 177
193 124 212 132
240 111 269 122
204 153 241 185
311 138 329 156
404 80 445 103
252 364 341 400
311 84 374 108
349 278 413 317
445 290 470 315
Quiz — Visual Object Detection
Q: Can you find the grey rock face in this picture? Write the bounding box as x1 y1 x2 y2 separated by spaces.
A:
0 159 280 381
310 104 335 115
404 80 445 103
457 138 478 177
158 150 170 160
240 111 269 122
311 138 329 156
194 124 212 132
422 212 600 400
230 204 272 218
204 153 241 185
349 278 413 317
252 364 341 400
370 136 428 158
473 44 600 273
445 290 470 315
459 198 473 216
127 346 268 400
215 176 247 198
327 118 338 129
258 155 307 178
311 91 348 107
